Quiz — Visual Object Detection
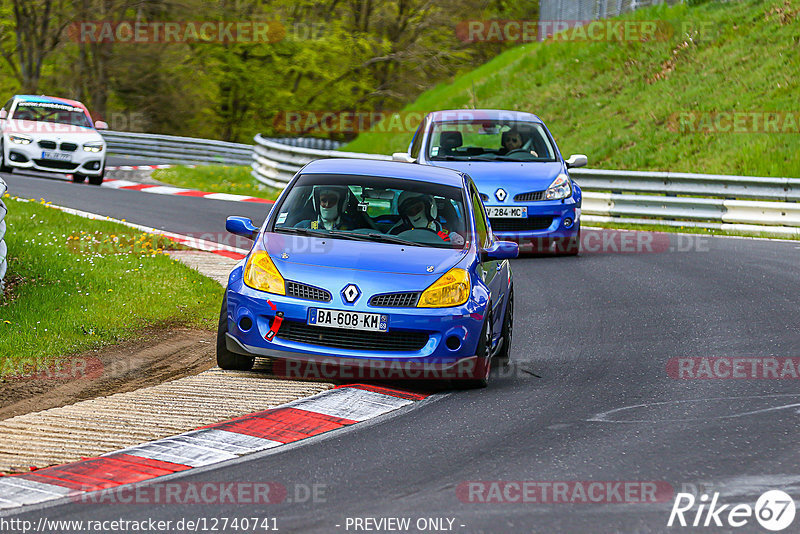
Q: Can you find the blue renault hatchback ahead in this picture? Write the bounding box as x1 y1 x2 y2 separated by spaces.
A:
218 159 517 387
393 110 587 255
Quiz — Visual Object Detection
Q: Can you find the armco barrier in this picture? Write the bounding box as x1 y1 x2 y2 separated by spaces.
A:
0 178 7 291
249 139 800 235
252 134 391 188
101 131 253 166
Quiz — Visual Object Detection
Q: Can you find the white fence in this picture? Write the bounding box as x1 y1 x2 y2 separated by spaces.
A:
0 178 7 291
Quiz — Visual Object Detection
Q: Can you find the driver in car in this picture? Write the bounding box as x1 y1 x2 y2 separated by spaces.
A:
500 127 538 156
297 185 357 231
390 191 464 245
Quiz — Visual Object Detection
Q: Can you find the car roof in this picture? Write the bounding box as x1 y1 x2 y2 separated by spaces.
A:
14 95 88 111
301 158 467 187
428 109 543 124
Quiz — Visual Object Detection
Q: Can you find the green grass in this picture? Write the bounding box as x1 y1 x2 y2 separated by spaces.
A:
152 165 280 200
343 0 800 178
0 195 223 378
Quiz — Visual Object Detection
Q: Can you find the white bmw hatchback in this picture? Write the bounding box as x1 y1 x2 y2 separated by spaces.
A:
0 95 108 185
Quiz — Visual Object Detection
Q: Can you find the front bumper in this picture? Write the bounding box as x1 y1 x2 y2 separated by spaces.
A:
4 141 105 175
489 197 580 250
225 273 489 378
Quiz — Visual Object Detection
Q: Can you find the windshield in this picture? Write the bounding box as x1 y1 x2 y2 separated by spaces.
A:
11 102 93 128
271 174 468 249
427 119 557 162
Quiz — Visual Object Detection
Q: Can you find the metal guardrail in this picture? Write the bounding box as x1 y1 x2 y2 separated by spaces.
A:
251 134 391 188
0 178 7 292
249 140 800 235
101 131 253 166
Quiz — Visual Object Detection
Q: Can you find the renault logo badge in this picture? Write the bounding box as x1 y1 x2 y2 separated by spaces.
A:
342 284 361 303
495 188 507 201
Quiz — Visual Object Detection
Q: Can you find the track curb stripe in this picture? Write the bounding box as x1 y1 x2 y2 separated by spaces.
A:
102 178 274 205
0 385 429 510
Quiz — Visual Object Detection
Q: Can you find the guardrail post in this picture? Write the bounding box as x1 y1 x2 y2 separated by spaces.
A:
0 178 7 293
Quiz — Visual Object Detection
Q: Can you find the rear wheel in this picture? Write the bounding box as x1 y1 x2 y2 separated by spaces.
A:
72 173 86 184
216 294 255 371
461 310 493 389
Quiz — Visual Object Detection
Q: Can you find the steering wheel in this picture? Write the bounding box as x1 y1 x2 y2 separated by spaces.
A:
505 148 529 156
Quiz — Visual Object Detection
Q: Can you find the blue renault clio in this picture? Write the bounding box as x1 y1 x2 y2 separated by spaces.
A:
218 159 517 387
394 110 587 255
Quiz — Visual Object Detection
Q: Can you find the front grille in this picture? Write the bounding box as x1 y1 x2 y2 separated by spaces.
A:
514 190 546 202
277 321 428 352
33 159 79 170
491 216 553 232
38 140 57 149
60 142 78 152
369 291 420 308
285 281 332 302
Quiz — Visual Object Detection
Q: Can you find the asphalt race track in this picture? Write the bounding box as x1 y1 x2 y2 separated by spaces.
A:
3 170 800 533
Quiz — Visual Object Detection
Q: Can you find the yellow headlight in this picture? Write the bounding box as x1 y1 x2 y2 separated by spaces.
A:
243 251 285 295
418 268 470 308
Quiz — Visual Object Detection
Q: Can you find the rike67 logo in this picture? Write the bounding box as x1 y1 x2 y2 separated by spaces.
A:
668 490 796 531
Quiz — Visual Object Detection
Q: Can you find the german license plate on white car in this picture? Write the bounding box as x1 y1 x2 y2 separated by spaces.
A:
486 206 527 218
308 309 388 332
41 151 72 162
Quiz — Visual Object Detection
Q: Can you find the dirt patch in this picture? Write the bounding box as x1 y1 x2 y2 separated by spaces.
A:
0 328 215 421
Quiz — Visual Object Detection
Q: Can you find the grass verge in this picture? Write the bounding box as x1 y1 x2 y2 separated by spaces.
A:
152 165 280 200
0 194 223 378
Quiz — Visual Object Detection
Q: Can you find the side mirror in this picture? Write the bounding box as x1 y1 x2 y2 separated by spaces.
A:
226 216 259 240
0 109 6 120
565 154 588 169
392 152 416 163
94 120 108 130
481 240 519 262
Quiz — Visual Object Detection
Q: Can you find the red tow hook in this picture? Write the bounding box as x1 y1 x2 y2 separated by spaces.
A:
265 311 284 341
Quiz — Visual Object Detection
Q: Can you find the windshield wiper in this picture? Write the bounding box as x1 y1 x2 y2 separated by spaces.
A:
362 233 424 247
275 227 376 242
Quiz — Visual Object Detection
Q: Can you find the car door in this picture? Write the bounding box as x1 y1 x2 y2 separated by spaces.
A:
469 180 504 338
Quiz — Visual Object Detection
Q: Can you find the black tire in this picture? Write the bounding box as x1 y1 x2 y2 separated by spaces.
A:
88 172 103 186
216 294 255 371
461 309 493 389
0 143 12 173
556 228 580 256
72 173 87 184
497 288 514 360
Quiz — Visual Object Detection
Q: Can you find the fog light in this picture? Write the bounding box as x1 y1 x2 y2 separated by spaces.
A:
446 335 461 351
563 217 574 228
8 152 27 162
238 316 253 332
85 161 101 170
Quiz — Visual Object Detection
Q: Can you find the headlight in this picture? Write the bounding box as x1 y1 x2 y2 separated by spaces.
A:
9 134 32 145
243 251 285 295
83 142 104 152
418 268 470 308
545 173 572 200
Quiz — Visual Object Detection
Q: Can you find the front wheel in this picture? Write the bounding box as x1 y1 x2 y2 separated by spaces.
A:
88 172 103 186
216 294 255 371
556 229 580 256
72 173 87 184
0 143 12 173
497 288 513 360
461 311 493 389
